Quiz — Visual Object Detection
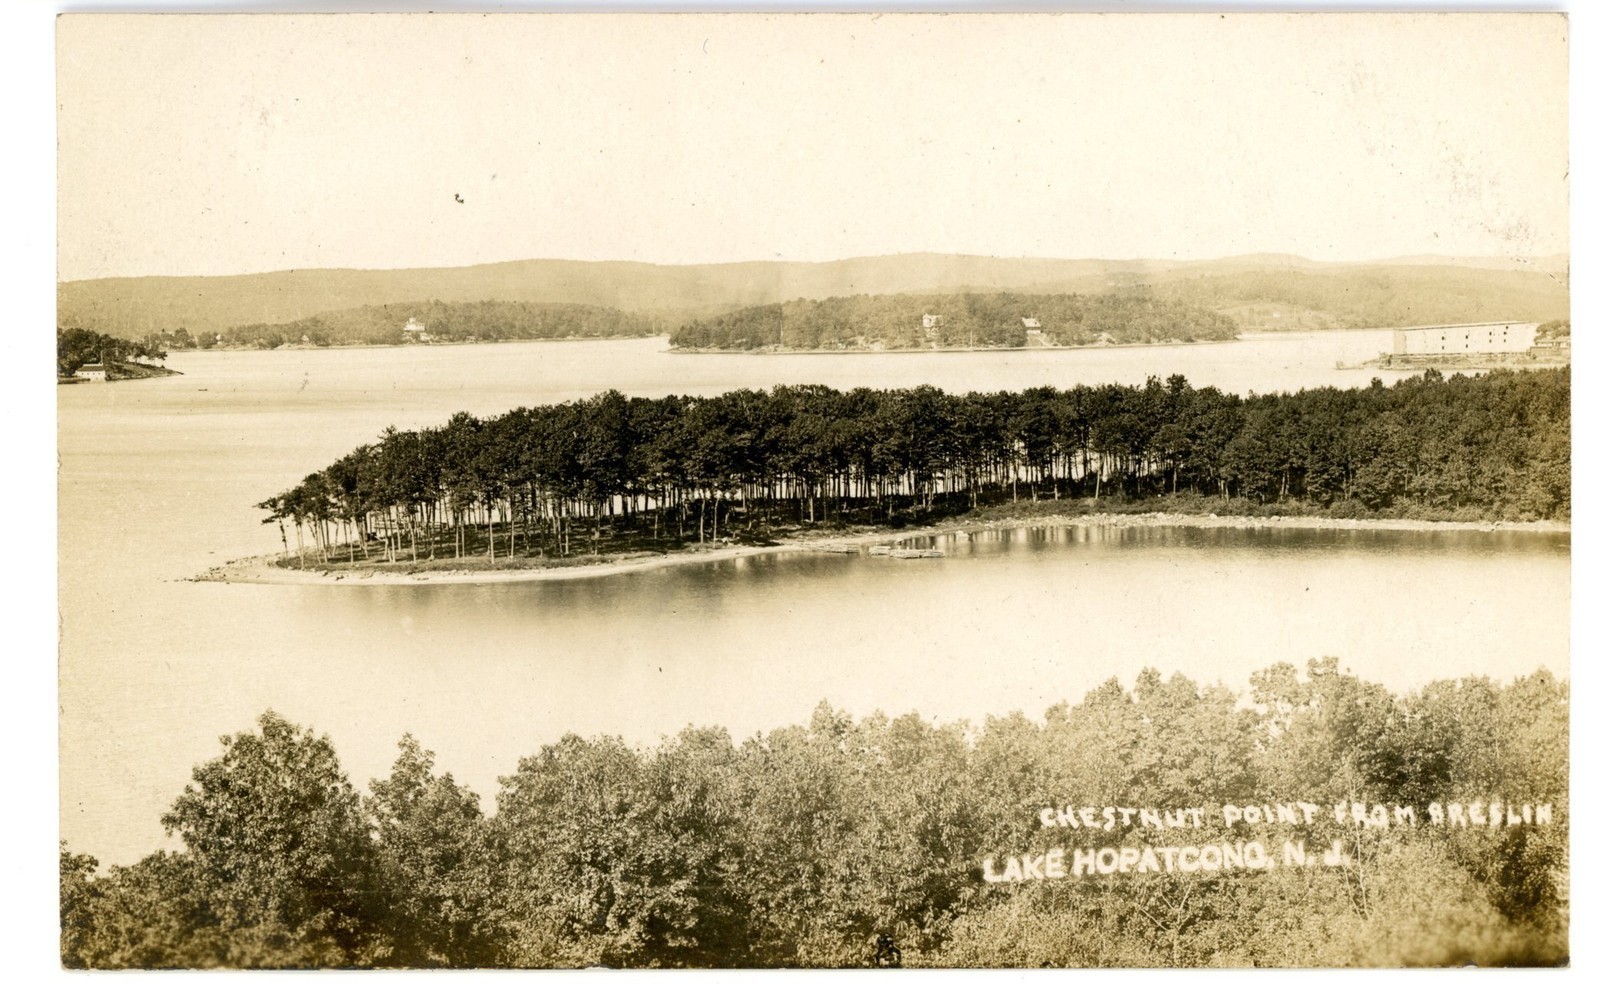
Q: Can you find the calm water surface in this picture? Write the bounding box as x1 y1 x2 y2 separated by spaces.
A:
58 334 1569 865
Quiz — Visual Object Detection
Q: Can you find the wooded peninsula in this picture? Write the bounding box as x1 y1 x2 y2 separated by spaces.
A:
252 367 1569 575
140 299 664 351
56 325 179 380
668 290 1239 350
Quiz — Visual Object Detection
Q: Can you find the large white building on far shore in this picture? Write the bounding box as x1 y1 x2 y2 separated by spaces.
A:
1390 322 1538 356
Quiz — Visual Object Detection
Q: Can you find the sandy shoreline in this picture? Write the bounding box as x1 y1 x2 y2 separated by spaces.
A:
192 511 1569 587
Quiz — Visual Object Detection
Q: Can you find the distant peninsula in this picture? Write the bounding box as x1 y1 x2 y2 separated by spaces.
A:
667 290 1237 351
117 300 663 352
57 326 180 383
57 252 1569 349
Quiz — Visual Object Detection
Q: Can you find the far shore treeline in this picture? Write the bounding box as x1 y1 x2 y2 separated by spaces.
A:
140 299 664 351
60 659 1568 968
668 290 1238 350
56 254 1571 340
257 367 1569 566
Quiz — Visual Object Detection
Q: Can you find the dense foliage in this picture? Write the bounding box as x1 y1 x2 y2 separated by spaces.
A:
257 368 1569 566
56 324 166 376
132 299 664 351
669 290 1238 350
1537 319 1570 342
60 659 1568 968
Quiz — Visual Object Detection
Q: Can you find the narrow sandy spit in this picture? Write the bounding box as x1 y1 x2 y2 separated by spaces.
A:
192 512 1569 587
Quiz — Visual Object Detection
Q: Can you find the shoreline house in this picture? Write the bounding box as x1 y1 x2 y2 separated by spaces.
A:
1390 322 1537 356
402 317 432 343
1532 332 1571 354
75 363 108 382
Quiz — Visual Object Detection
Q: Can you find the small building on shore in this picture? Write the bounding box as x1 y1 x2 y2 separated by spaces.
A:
76 363 108 382
402 317 432 342
1390 322 1537 356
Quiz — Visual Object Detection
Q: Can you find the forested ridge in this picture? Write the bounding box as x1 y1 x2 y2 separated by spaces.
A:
60 659 1568 968
257 367 1570 569
669 290 1239 350
137 299 662 351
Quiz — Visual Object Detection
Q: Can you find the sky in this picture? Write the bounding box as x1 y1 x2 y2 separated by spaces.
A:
55 11 1569 282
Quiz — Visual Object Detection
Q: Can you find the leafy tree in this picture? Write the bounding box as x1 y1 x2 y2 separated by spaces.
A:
61 850 224 968
59 845 100 968
1249 658 1399 803
367 735 499 966
160 711 388 967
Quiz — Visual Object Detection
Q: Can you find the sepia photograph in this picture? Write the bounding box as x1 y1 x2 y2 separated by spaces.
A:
50 8 1570 970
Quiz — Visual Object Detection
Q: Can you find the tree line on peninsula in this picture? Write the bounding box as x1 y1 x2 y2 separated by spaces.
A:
669 289 1239 350
257 367 1569 567
56 323 168 377
60 658 1568 968
133 298 664 351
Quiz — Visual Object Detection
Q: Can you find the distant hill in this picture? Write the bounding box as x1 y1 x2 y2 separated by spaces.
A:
1138 265 1570 332
58 252 1569 340
1373 254 1570 276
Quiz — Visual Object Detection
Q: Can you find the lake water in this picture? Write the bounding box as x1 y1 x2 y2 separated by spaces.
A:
57 333 1569 865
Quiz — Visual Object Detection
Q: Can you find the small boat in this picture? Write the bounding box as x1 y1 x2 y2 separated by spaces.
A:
888 548 944 560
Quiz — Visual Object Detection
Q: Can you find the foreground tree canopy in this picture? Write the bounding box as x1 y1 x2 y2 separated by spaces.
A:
61 659 1568 968
669 289 1239 350
257 367 1570 567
